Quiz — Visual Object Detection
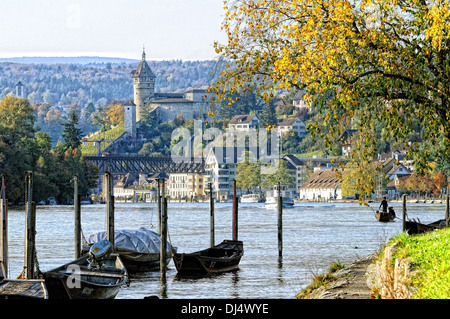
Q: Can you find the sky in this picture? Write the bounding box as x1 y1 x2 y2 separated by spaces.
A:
0 0 227 61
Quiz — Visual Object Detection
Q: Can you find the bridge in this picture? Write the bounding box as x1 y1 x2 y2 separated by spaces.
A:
85 155 205 175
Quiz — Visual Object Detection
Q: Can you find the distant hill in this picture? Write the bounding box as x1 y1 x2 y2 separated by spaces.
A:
0 56 140 65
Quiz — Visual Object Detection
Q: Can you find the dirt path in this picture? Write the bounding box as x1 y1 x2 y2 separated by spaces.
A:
302 254 376 299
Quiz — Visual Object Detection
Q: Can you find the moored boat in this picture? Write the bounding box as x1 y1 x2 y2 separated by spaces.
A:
172 240 243 275
43 239 129 299
405 219 446 235
86 227 176 273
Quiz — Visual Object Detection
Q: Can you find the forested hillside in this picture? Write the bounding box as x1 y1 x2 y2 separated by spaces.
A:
0 58 218 109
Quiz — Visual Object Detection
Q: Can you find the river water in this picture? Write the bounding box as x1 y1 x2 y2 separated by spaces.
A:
3 201 446 299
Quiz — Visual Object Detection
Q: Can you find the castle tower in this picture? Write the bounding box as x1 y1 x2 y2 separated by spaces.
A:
15 81 24 98
132 48 156 122
124 99 136 139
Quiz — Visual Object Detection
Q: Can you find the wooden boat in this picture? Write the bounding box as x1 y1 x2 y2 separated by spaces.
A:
376 207 396 222
43 239 129 299
86 227 176 273
0 279 48 299
172 240 243 275
405 219 446 235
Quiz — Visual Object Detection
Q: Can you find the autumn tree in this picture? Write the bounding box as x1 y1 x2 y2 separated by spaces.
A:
211 0 450 197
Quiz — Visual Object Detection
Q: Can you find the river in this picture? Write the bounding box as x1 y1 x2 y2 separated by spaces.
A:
3 201 446 299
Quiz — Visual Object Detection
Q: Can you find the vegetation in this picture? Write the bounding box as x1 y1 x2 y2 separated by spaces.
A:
0 96 98 204
211 0 450 198
296 260 346 298
386 229 450 299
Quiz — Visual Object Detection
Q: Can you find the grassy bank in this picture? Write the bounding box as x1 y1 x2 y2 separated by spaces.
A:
385 228 450 299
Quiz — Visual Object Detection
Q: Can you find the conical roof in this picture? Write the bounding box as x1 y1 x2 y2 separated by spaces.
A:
132 49 155 79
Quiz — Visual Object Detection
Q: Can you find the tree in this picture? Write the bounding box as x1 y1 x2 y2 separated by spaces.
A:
62 112 83 150
211 0 450 197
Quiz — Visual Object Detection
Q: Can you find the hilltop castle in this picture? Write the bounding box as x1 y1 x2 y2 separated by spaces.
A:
124 49 214 139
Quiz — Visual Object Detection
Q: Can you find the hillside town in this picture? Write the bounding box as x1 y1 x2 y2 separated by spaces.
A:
71 50 446 204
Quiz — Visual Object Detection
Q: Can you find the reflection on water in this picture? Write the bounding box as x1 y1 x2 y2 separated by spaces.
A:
4 201 446 299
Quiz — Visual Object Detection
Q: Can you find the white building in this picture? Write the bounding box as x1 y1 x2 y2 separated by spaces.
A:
277 118 306 138
228 114 260 131
299 169 342 201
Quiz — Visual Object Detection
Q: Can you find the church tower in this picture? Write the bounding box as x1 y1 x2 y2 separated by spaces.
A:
132 48 156 122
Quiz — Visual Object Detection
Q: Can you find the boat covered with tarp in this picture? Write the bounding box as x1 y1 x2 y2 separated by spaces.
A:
86 227 176 272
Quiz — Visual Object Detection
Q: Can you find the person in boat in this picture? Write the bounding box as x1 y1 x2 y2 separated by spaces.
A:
379 197 388 214
388 206 396 219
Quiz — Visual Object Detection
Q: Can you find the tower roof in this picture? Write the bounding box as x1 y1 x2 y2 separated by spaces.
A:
132 48 155 79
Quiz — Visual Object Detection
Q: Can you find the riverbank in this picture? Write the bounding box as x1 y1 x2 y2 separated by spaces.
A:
296 254 376 299
297 226 450 299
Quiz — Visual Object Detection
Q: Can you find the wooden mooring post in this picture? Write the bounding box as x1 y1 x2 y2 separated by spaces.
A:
105 171 114 246
74 175 82 259
402 194 407 232
0 176 8 278
160 178 168 281
233 180 238 241
446 193 449 226
24 171 36 279
277 181 283 257
209 182 215 247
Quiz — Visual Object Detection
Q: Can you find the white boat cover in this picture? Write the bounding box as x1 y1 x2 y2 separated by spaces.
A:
87 227 173 255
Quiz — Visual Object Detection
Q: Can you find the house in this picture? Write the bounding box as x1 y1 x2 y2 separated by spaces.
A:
276 118 306 138
205 146 260 200
283 154 347 197
292 89 310 112
386 164 411 181
338 129 357 157
299 169 342 201
168 172 206 200
386 175 410 199
113 173 139 200
228 114 260 131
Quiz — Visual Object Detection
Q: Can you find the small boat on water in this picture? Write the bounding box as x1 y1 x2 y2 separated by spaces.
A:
240 193 264 203
172 240 243 275
43 239 129 299
86 227 176 273
376 207 396 222
405 219 446 235
265 184 294 209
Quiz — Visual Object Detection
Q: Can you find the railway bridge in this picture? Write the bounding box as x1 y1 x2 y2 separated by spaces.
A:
85 155 205 175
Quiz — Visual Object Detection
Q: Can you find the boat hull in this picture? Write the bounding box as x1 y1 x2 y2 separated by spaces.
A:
405 219 446 235
43 254 128 299
118 250 175 272
172 240 243 275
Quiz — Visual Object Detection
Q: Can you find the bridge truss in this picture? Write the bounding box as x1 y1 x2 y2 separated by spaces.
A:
85 155 205 175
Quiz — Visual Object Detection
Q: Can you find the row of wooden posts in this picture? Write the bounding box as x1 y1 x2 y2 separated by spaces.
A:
0 171 283 282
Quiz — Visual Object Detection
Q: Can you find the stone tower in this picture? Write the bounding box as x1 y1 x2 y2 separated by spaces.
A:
15 81 24 98
124 99 136 139
132 48 155 122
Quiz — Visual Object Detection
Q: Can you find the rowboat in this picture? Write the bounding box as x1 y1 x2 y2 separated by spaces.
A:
86 227 176 273
405 219 446 235
43 239 129 299
0 279 48 299
376 207 396 222
172 240 243 275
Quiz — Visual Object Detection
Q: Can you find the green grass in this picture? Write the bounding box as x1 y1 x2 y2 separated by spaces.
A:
80 124 125 155
296 260 346 299
387 228 450 298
